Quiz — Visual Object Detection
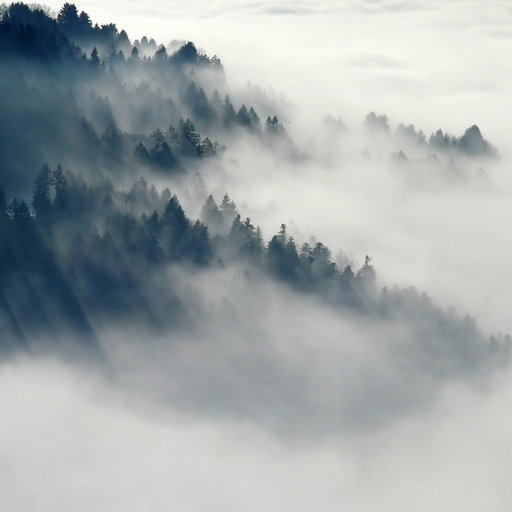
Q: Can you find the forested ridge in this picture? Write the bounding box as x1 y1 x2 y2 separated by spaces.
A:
0 2 508 376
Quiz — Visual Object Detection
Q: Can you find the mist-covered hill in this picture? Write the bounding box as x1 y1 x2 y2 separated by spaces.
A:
0 1 509 430
4 2 512 510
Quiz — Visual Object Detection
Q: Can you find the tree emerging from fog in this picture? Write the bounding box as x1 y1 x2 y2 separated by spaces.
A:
0 3 508 377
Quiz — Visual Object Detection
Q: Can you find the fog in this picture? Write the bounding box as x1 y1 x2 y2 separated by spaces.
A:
2 354 512 510
38 0 512 333
2 0 512 509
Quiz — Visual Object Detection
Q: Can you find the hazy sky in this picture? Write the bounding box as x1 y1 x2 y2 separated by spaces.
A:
5 1 512 509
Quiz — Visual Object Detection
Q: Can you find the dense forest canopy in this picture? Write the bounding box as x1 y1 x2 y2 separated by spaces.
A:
0 2 508 405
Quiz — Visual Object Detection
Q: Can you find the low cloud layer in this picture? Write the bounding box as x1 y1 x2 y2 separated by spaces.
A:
2 0 512 509
1 354 511 511
94 267 499 436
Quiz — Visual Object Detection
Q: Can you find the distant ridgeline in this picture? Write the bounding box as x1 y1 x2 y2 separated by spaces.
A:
0 3 508 370
0 3 497 197
0 166 510 371
362 112 497 156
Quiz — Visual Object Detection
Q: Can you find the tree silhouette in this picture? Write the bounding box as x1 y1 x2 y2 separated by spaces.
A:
32 163 53 225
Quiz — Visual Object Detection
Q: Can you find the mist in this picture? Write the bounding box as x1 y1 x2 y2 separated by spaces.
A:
35 0 512 331
2 352 512 510
1 0 512 509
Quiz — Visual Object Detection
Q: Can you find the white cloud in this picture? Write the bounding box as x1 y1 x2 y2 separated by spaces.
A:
1 355 512 510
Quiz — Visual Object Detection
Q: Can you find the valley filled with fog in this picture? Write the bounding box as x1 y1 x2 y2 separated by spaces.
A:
1 1 512 510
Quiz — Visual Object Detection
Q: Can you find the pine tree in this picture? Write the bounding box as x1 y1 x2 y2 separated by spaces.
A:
32 164 53 224
236 105 251 127
356 255 376 295
149 129 178 169
53 165 68 213
90 47 100 66
277 223 287 244
179 118 203 156
210 90 223 118
141 210 163 263
201 195 222 232
57 3 79 33
253 226 265 259
248 107 261 133
134 142 150 163
265 115 286 137
167 125 180 145
222 95 237 128
219 193 237 224
228 213 244 250
162 195 190 260
188 220 213 265
8 198 32 224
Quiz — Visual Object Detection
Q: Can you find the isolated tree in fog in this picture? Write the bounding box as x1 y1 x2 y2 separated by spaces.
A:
162 195 190 260
201 195 223 232
222 95 237 128
339 264 355 294
311 242 336 281
210 90 223 115
116 29 131 53
154 44 167 61
248 107 261 133
219 193 237 221
428 129 453 152
8 198 32 224
188 220 213 265
90 47 100 66
172 41 198 64
265 116 286 137
57 3 79 29
178 119 203 156
277 223 287 244
283 237 299 277
228 214 244 250
134 142 150 164
150 128 165 146
152 142 175 168
78 11 93 32
166 125 180 146
184 82 214 122
53 165 68 213
457 125 497 157
201 137 216 157
236 104 251 127
139 210 163 263
32 164 53 224
254 227 265 257
323 115 346 133
364 112 390 134
130 46 139 60
267 231 297 282
356 255 377 295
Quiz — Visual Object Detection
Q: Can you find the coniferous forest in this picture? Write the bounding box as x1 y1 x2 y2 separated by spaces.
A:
1 0 512 423
0 2 508 366
3 2 512 508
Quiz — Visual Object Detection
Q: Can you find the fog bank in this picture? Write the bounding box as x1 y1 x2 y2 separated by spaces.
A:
1 355 511 511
